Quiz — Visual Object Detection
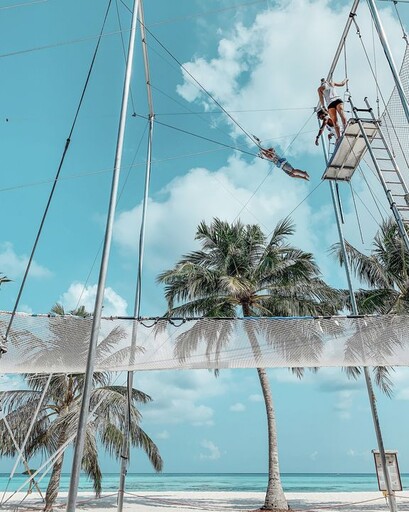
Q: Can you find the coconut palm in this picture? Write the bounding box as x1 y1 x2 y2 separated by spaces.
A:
157 218 341 511
0 305 163 511
331 217 409 395
332 218 409 314
0 273 10 286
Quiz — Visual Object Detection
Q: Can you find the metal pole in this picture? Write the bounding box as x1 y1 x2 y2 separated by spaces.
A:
66 1 140 511
320 134 396 512
327 0 361 81
117 2 155 509
350 96 409 253
366 0 409 125
117 116 154 512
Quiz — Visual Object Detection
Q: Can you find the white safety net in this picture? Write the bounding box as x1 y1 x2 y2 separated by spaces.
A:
380 42 409 182
1 312 409 373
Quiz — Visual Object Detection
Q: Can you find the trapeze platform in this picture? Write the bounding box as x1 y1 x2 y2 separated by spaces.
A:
322 118 379 181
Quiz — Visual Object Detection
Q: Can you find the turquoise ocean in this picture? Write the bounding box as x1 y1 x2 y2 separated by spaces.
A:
0 473 407 493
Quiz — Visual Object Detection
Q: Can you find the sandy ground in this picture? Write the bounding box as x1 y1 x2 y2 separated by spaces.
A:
1 491 409 511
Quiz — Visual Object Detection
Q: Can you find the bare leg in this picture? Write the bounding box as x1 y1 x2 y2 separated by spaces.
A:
336 102 347 131
328 107 340 138
291 169 310 181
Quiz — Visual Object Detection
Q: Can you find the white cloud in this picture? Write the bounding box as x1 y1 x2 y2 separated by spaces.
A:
248 394 263 402
230 402 246 412
310 451 318 461
137 370 231 426
59 282 128 317
156 430 170 440
176 0 404 153
0 242 52 279
199 439 221 460
334 390 354 420
113 1 407 301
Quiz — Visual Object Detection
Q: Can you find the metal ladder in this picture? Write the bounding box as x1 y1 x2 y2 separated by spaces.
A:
350 97 409 252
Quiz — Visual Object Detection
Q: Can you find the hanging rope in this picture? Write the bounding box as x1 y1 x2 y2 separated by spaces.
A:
351 15 409 171
371 20 381 118
1 0 113 350
138 19 259 147
393 0 409 45
349 181 365 244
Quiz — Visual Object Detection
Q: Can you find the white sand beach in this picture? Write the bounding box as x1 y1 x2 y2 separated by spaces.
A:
1 491 409 512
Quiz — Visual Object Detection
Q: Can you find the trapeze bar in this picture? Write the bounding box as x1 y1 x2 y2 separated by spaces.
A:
322 118 379 181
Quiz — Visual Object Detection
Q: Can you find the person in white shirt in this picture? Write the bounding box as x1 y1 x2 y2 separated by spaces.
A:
317 78 348 138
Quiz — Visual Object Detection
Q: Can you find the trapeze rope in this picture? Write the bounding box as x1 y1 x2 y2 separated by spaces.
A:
349 181 365 244
139 19 258 146
2 0 113 348
74 122 150 312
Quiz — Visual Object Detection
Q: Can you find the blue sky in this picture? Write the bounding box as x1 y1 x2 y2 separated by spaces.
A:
1 0 409 479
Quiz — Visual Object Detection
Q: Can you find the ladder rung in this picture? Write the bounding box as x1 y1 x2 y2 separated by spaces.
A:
381 170 397 173
385 181 402 185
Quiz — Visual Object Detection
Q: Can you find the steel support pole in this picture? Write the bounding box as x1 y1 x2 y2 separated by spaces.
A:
66 1 140 511
117 3 155 509
366 0 409 125
320 134 396 512
327 0 361 81
350 97 409 254
117 115 154 512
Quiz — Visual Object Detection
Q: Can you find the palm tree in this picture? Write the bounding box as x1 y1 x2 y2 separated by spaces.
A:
331 217 409 395
0 273 10 287
157 218 341 511
0 305 163 511
332 218 409 314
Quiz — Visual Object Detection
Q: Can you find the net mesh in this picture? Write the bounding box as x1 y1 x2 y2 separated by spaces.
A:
1 312 409 374
380 42 409 184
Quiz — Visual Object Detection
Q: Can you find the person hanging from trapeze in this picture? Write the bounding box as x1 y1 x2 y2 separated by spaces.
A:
314 107 336 146
317 77 348 139
253 136 310 181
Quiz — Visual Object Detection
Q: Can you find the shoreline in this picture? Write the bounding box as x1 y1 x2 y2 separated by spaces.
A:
0 491 408 511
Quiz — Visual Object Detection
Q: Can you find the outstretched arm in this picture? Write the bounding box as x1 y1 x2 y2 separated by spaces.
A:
318 87 325 108
333 78 348 87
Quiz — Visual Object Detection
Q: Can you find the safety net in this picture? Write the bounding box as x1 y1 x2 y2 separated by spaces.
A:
1 311 409 373
380 41 409 182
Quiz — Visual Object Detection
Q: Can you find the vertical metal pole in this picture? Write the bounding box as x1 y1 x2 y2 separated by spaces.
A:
117 116 154 512
350 97 409 254
320 136 397 512
66 1 140 511
366 0 409 125
117 3 155 509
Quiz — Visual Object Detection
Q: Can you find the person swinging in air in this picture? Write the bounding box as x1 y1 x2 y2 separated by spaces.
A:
253 136 310 181
315 107 336 146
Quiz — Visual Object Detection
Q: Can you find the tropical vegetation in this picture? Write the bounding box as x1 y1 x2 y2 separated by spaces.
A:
0 305 162 511
157 217 341 511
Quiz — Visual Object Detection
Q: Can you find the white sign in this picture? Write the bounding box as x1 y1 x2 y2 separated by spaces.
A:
372 450 402 492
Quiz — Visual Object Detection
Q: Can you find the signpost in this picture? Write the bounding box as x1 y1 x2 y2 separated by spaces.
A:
373 450 402 493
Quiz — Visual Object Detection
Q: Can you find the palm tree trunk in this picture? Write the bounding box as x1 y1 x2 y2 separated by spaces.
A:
44 435 66 511
257 367 288 511
242 305 288 511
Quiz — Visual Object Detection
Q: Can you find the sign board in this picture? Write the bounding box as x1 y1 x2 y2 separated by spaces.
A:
372 450 402 492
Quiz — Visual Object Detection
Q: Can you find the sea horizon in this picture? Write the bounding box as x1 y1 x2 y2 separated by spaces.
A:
0 471 404 493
